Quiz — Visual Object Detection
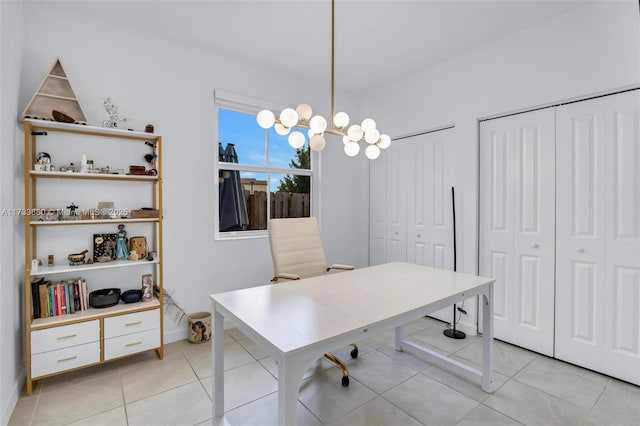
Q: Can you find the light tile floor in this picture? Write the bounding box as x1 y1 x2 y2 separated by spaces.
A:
9 317 640 426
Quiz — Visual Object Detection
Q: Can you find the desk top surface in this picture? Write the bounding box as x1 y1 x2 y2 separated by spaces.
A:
210 262 494 355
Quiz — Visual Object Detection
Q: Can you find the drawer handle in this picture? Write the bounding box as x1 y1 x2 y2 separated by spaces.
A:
57 356 78 363
56 334 77 340
126 341 142 347
125 321 142 327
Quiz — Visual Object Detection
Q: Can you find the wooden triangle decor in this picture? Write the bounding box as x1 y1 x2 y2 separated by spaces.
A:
21 58 88 125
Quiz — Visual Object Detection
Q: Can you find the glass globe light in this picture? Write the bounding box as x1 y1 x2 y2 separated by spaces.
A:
309 115 327 133
309 134 326 151
333 112 349 129
378 134 391 149
361 118 376 133
288 130 305 149
342 135 351 145
365 144 381 160
347 124 364 141
257 110 275 129
295 103 313 121
308 128 316 139
344 141 360 157
280 108 298 128
365 128 380 144
274 123 290 136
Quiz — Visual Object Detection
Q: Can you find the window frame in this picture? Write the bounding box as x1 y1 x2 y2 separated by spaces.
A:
214 90 319 240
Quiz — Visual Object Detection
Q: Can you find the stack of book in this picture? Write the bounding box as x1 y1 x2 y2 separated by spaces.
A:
31 276 90 319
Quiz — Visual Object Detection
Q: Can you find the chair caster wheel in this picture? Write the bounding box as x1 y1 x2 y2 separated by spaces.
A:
350 349 358 359
342 376 349 387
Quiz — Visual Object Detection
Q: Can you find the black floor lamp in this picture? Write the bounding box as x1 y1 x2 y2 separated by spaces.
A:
444 186 466 339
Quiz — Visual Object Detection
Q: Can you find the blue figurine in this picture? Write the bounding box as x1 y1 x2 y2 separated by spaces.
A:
116 224 129 259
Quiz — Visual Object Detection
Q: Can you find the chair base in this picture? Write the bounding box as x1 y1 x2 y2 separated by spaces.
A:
323 344 358 387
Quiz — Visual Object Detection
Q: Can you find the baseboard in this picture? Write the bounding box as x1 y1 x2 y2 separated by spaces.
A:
457 319 478 336
1 366 25 426
163 327 188 344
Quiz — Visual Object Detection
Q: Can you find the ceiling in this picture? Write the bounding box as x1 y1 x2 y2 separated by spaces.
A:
70 0 590 94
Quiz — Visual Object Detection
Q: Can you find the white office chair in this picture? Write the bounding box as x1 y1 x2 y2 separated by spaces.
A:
268 217 358 386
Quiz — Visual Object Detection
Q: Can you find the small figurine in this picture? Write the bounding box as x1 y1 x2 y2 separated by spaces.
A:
116 224 129 259
129 250 138 261
67 203 79 219
102 97 129 129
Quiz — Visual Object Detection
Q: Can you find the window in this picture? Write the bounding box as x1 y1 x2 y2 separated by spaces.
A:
215 99 315 237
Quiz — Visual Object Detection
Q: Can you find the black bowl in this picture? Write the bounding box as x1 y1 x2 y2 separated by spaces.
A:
121 289 142 304
89 288 121 308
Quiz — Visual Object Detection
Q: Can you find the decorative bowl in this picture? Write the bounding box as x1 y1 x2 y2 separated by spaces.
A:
121 289 142 304
89 288 121 308
68 249 88 265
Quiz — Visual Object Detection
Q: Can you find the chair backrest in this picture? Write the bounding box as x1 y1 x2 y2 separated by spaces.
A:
268 217 328 281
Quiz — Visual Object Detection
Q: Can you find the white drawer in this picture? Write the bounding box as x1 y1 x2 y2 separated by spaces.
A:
104 328 160 360
104 309 159 339
31 341 100 378
31 320 99 354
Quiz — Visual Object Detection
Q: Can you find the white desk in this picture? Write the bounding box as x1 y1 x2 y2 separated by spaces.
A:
210 262 494 426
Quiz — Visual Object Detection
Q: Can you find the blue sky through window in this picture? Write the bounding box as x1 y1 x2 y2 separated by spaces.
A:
218 109 306 170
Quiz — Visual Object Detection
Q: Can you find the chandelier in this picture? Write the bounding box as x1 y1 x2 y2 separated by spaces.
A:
256 0 391 159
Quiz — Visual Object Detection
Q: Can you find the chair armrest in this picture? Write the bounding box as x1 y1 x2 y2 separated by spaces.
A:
328 264 354 271
271 273 301 282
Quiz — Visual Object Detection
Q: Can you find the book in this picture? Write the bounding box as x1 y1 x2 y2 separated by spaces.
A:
66 281 74 314
48 285 54 317
74 281 80 312
53 284 59 316
38 281 50 318
61 284 67 315
30 277 44 319
80 279 88 311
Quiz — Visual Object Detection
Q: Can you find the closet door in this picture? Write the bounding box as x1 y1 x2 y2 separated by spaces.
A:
370 150 388 266
603 91 640 384
480 108 555 356
386 143 407 262
369 141 407 265
556 90 640 384
406 129 453 270
406 129 454 322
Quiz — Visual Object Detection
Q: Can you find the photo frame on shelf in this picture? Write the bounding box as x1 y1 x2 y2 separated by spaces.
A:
141 274 153 301
97 201 114 219
93 233 118 262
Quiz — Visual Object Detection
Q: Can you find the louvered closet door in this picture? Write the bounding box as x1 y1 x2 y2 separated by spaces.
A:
480 108 555 356
406 129 454 322
556 90 640 385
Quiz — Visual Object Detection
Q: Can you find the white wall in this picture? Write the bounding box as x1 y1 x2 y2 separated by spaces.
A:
1 0 25 423
0 1 369 417
361 1 640 329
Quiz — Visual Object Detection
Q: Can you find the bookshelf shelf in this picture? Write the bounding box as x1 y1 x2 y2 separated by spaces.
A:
30 258 160 276
31 299 160 330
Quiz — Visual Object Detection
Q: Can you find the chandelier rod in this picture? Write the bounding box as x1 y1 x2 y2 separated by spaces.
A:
330 0 336 125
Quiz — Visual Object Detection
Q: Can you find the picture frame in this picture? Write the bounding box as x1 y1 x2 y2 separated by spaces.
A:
141 274 153 301
97 201 114 219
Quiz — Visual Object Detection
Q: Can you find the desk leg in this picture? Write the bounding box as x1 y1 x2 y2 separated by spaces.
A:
213 308 225 418
481 285 494 392
395 326 404 351
277 359 306 426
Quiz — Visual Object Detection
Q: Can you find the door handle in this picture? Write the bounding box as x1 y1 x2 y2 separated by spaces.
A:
577 248 585 253
417 234 421 238
531 243 538 249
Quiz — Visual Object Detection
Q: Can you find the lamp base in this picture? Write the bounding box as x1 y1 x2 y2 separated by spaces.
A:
443 329 466 339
